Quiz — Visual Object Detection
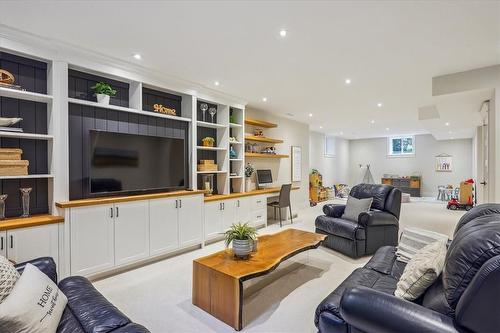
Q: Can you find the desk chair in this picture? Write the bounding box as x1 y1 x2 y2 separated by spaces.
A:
267 184 292 227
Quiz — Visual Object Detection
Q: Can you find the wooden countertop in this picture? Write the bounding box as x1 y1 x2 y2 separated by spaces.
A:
0 214 64 231
56 190 206 208
204 186 299 202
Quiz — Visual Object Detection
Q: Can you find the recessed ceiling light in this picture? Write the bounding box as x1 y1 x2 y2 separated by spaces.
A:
377 103 383 108
345 78 352 85
279 29 287 37
319 126 323 129
385 127 389 131
262 97 267 102
133 53 142 60
309 113 313 117
445 122 450 126
214 81 220 86
340 131 344 135
370 120 375 124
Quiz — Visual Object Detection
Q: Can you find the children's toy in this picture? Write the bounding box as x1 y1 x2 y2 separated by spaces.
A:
447 179 475 211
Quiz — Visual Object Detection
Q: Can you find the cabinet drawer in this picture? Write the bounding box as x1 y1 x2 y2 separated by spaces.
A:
252 209 266 225
250 195 266 210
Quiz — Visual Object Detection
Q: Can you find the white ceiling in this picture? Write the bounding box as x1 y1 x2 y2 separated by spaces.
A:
1 1 498 139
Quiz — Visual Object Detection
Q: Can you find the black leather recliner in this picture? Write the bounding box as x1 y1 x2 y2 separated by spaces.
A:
315 183 401 258
14 258 150 333
315 203 500 333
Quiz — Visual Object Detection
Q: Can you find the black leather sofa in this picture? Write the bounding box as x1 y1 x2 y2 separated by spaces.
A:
315 203 500 333
14 257 150 333
315 184 401 258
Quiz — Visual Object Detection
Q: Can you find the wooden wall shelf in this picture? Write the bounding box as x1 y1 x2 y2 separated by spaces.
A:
245 117 277 128
0 214 64 231
244 135 283 143
245 152 289 158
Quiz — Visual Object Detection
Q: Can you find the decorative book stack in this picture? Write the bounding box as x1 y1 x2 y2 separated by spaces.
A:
0 149 29 176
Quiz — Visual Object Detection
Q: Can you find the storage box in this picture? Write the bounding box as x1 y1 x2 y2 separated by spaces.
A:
0 160 29 176
199 160 215 165
197 163 218 172
0 148 22 160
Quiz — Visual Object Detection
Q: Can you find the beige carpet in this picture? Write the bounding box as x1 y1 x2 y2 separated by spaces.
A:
93 200 464 333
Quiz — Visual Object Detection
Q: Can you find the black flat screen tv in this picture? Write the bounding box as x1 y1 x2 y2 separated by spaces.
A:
89 130 186 196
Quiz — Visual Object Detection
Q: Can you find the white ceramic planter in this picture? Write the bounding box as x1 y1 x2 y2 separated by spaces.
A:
232 239 252 258
96 94 110 105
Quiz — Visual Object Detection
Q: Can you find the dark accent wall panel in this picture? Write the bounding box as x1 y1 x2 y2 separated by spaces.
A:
0 52 47 94
69 103 190 200
142 88 182 117
68 69 129 107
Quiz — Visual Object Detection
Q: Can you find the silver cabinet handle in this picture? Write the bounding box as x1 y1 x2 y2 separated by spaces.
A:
256 215 262 219
110 207 113 218
222 202 225 210
10 235 13 249
257 200 262 203
175 200 178 209
116 207 119 217
179 199 182 208
237 200 240 208
0 236 3 251
219 203 222 210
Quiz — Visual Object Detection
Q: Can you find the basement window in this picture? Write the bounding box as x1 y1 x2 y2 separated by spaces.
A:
388 136 415 157
325 135 335 157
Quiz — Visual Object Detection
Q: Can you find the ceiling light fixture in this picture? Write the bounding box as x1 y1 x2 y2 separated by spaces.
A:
319 126 323 129
279 29 287 37
445 122 450 126
385 127 389 131
370 120 375 124
262 97 267 102
309 113 313 117
345 78 351 85
340 131 344 135
133 53 142 60
214 81 220 86
377 103 383 108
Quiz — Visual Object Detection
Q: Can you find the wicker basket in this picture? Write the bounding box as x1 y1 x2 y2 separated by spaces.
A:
0 160 29 176
0 148 22 160
197 164 218 172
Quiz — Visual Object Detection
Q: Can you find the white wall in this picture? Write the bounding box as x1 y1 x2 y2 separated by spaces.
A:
348 134 473 197
309 131 349 186
245 108 310 210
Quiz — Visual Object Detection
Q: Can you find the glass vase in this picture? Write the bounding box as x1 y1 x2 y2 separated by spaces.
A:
20 188 32 218
0 194 7 220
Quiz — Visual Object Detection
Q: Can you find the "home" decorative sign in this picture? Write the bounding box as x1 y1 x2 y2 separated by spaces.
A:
153 103 176 116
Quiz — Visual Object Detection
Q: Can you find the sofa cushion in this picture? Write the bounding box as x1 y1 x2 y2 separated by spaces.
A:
454 203 500 235
57 307 85 333
0 255 19 303
350 184 392 211
365 246 399 275
315 266 399 325
315 216 365 240
342 196 373 222
59 276 131 333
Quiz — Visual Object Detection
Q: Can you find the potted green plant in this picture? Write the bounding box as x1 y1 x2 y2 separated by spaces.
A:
224 222 257 258
201 137 215 147
245 163 255 191
91 82 117 105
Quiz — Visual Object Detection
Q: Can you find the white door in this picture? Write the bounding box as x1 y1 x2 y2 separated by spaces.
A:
204 201 223 240
0 231 6 257
7 224 59 266
235 198 251 225
222 199 237 231
114 201 150 266
70 204 114 276
178 195 203 247
150 197 179 256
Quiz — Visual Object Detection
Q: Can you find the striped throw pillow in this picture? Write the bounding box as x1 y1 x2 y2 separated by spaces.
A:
396 227 448 263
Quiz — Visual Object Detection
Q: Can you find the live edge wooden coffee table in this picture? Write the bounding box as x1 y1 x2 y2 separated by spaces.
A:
192 228 326 330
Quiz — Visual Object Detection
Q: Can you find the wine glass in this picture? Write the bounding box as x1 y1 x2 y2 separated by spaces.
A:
200 103 208 122
208 107 217 123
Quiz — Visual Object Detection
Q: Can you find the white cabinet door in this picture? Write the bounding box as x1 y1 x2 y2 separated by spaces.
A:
114 201 150 266
0 231 6 258
178 195 203 247
222 199 237 231
204 201 223 240
7 224 59 266
235 198 251 225
70 204 114 276
150 197 179 256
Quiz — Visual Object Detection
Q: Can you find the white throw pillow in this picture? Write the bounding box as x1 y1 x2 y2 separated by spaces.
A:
0 255 20 303
0 263 67 333
341 196 373 222
395 240 447 301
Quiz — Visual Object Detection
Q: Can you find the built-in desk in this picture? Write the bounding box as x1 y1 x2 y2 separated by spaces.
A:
204 186 299 202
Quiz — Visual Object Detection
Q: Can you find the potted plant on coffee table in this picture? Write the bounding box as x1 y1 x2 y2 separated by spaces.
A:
224 222 257 259
91 82 117 105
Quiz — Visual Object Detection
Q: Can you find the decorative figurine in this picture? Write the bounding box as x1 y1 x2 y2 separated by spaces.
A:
20 187 32 217
0 194 7 220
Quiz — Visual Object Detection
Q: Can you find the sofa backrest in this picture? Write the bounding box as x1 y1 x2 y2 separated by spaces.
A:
422 205 500 332
350 184 401 218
